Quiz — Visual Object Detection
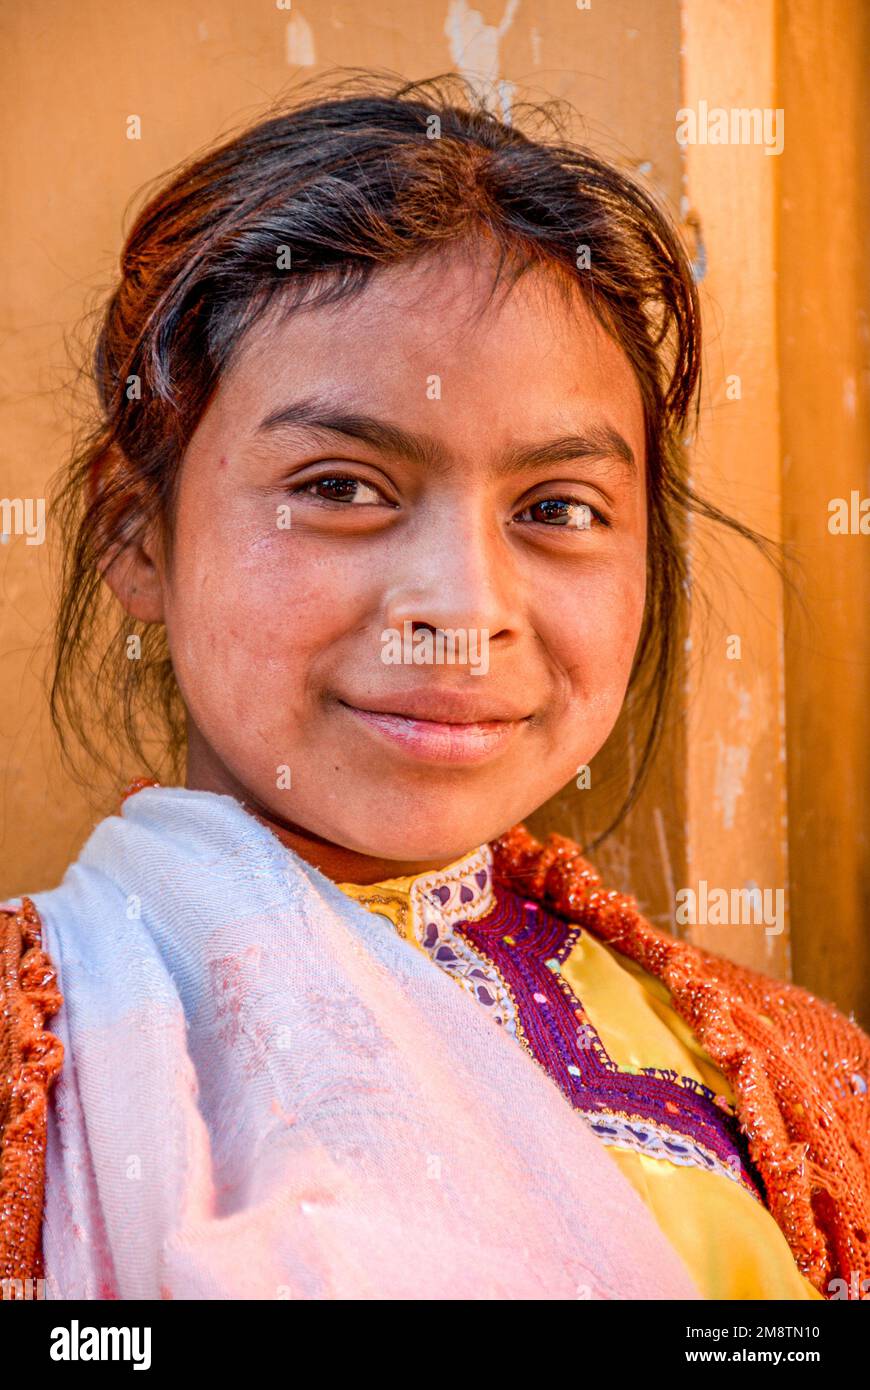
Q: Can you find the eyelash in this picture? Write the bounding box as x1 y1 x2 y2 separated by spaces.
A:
291 474 609 528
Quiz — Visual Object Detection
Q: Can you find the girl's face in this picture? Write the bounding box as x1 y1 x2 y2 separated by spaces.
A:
119 243 648 874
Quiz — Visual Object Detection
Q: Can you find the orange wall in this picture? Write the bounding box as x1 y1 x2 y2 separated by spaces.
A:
777 0 870 1020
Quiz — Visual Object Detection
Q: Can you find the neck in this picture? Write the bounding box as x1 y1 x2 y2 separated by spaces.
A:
183 734 472 886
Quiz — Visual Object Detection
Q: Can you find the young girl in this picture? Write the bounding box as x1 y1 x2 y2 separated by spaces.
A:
1 72 867 1302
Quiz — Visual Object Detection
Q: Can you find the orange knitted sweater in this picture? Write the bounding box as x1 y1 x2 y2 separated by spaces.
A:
1 822 868 1298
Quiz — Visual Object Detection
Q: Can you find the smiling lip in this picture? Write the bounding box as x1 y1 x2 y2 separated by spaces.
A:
337 694 531 765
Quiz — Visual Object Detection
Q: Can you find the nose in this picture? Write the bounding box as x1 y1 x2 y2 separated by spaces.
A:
382 506 521 645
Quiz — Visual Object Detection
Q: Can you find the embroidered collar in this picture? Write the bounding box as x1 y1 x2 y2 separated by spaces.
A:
338 843 495 949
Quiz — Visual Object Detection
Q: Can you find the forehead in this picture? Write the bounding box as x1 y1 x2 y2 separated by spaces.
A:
203 242 646 458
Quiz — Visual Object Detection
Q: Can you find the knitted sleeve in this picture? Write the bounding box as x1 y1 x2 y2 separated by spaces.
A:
0 899 64 1293
681 940 870 1296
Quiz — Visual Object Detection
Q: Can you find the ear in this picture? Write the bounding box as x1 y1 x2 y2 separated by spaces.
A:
100 528 166 623
92 444 166 624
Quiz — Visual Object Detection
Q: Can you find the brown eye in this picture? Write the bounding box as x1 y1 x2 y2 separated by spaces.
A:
515 497 605 529
298 475 384 505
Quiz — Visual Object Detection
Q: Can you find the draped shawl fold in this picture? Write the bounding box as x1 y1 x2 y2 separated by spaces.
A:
27 786 699 1300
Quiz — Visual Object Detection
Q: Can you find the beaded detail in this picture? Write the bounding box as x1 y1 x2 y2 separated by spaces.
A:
120 776 160 803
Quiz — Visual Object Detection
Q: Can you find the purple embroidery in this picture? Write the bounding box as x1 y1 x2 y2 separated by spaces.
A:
455 886 765 1204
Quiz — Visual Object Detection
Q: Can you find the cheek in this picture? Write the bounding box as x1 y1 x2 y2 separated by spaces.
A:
161 506 365 722
540 560 647 709
532 563 645 774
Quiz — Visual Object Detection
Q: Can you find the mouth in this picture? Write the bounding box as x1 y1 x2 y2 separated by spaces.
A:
336 695 532 766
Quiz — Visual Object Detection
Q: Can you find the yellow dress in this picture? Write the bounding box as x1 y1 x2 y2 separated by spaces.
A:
339 844 821 1301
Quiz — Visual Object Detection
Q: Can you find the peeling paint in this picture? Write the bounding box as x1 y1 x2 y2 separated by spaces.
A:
652 806 677 930
286 13 316 67
444 0 519 120
713 739 750 832
711 681 758 832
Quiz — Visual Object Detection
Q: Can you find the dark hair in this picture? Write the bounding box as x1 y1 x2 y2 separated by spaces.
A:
50 67 778 847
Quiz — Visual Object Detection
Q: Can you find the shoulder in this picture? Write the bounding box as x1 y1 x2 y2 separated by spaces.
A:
0 898 64 1283
492 824 870 1291
493 821 870 1099
1 895 65 1118
496 820 867 1012
690 940 870 1095
0 897 64 1032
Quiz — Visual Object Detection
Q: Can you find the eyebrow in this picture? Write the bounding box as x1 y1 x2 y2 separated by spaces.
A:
257 396 637 482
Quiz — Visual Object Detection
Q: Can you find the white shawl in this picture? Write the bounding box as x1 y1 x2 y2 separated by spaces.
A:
26 785 699 1299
